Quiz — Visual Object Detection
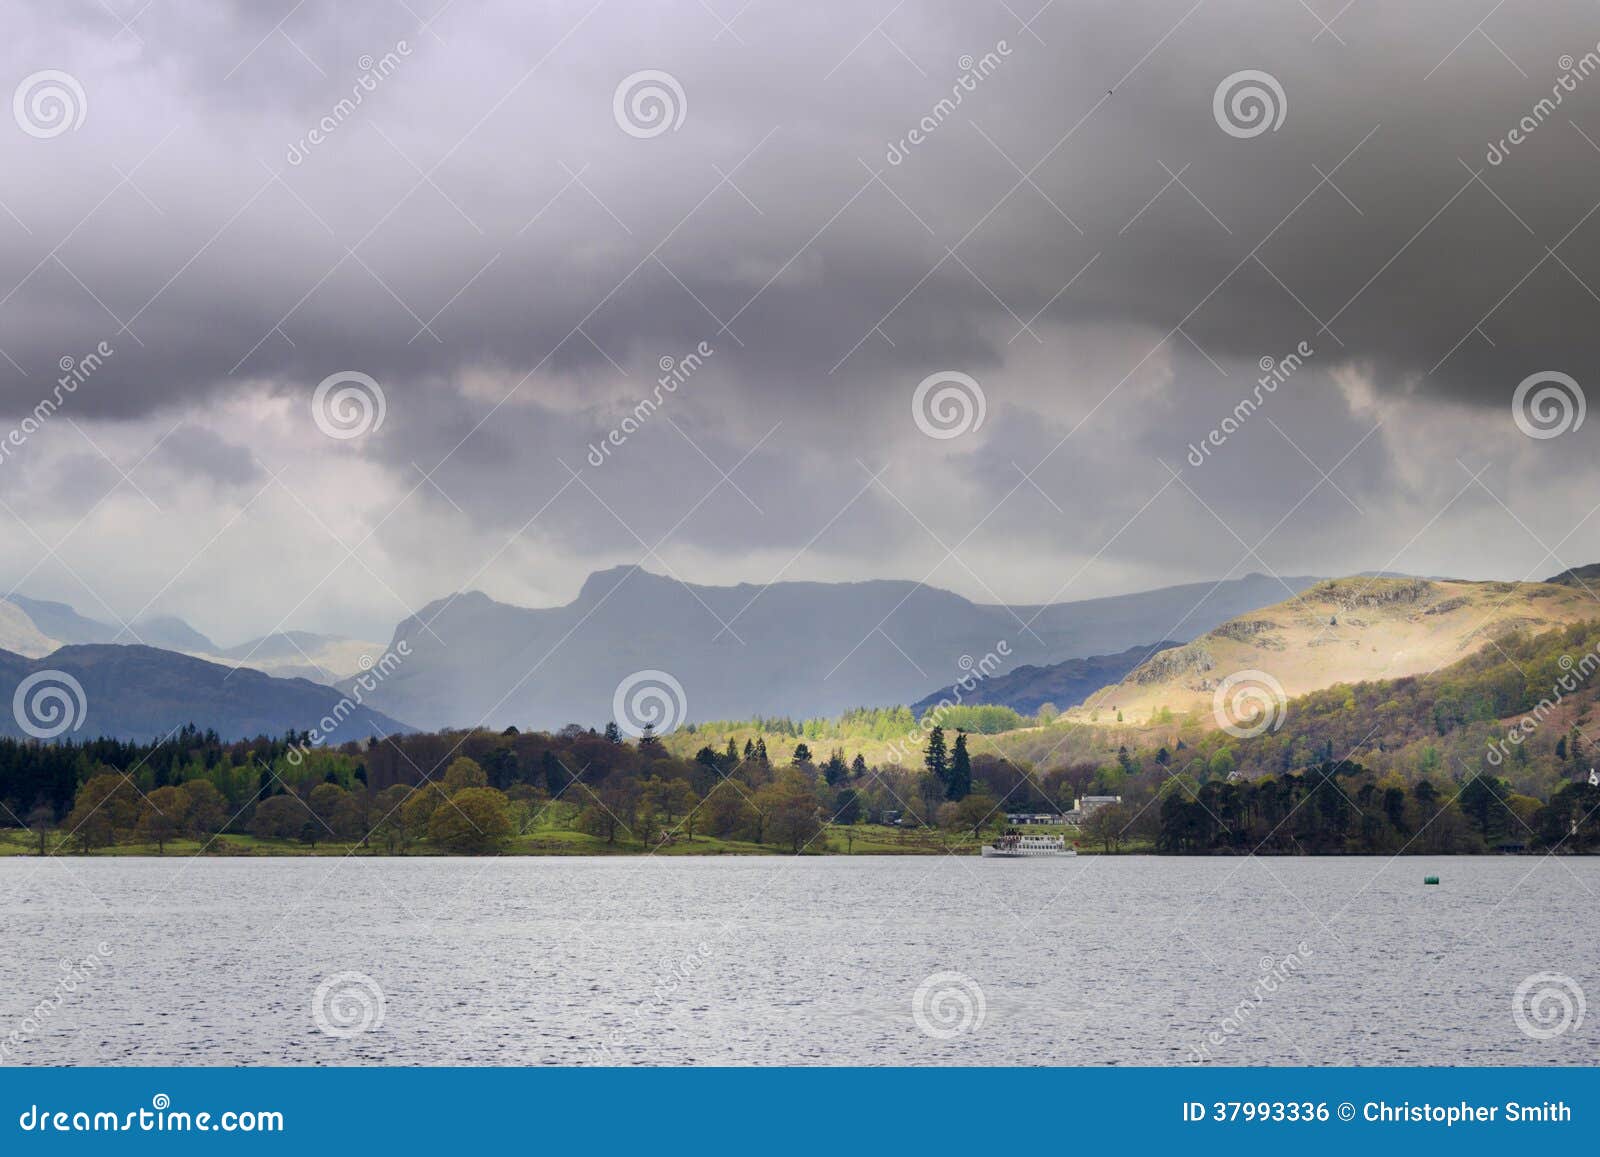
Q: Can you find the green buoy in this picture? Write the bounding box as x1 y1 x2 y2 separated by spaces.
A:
1424 876 1439 885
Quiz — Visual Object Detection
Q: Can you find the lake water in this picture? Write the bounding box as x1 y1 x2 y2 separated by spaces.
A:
0 855 1594 1066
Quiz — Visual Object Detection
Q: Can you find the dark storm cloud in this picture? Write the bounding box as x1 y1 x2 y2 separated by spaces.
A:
6 0 1600 426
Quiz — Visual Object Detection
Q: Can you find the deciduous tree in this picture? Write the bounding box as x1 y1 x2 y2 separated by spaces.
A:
428 786 514 852
137 785 191 853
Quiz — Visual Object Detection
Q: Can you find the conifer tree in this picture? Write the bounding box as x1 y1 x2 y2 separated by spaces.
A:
946 731 972 801
924 726 948 786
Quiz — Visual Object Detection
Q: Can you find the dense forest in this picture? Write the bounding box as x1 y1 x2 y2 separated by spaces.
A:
0 722 1023 855
1154 760 1599 854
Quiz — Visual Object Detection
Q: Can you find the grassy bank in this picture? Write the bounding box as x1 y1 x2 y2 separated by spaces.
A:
0 824 1112 858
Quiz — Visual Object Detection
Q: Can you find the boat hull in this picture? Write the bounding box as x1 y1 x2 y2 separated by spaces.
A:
981 845 1077 857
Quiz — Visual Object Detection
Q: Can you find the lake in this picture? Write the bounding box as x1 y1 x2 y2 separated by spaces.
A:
0 855 1594 1065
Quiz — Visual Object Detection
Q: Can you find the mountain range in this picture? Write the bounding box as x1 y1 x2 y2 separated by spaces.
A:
0 595 381 685
363 566 1322 730
0 569 1319 739
13 564 1593 742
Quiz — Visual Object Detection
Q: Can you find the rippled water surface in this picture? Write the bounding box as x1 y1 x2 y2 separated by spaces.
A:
1 855 1595 1065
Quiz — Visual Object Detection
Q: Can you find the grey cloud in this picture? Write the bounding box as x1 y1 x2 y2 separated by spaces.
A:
1 0 1598 637
152 423 263 487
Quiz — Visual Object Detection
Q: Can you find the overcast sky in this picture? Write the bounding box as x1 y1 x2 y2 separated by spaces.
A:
2 0 1599 646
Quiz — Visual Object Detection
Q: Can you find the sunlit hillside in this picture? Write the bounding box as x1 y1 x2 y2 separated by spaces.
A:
1074 576 1600 728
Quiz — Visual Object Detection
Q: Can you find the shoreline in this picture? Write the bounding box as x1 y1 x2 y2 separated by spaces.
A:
0 839 1578 859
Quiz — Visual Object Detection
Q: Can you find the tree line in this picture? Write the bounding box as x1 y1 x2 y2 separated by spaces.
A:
1153 760 1600 854
5 720 1044 854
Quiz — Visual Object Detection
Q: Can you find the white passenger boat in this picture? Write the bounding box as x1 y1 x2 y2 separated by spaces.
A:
981 832 1076 857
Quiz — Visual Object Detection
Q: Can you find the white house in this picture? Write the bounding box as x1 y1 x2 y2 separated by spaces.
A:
1078 795 1123 818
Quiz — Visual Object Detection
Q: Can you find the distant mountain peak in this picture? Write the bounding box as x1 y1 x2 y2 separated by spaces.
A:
4 594 115 646
576 564 656 603
131 614 218 655
1545 562 1600 588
